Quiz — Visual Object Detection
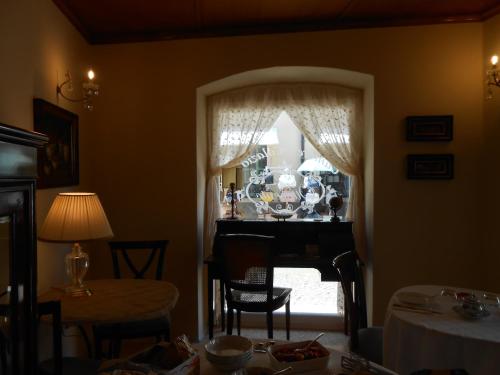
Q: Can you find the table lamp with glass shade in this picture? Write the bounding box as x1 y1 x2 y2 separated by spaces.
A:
38 192 113 296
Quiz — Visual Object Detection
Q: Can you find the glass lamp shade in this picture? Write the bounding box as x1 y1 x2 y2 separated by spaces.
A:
38 193 113 295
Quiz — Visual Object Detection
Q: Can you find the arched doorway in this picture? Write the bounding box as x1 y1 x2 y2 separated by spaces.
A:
196 66 374 340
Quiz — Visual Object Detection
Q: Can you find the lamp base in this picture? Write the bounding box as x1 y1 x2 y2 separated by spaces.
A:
64 285 92 297
65 242 90 296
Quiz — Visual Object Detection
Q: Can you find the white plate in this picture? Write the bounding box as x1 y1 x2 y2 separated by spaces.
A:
397 292 436 307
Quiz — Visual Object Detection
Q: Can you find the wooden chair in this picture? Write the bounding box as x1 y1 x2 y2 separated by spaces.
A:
318 231 355 335
332 251 383 365
38 301 100 375
93 240 170 359
217 233 291 340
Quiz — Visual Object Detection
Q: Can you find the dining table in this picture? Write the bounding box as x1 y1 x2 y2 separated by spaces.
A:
38 279 179 357
384 284 500 375
197 340 397 375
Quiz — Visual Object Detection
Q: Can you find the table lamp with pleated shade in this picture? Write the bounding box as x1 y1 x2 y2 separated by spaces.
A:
39 192 113 296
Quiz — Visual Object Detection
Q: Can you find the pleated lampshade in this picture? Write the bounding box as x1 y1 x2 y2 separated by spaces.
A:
39 192 113 242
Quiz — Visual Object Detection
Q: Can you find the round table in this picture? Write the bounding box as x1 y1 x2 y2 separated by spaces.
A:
384 285 500 375
38 279 179 325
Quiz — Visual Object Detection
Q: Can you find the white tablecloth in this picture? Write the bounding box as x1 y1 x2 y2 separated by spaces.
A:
384 285 500 375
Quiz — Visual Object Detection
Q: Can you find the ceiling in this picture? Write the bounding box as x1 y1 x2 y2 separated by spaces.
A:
53 0 500 44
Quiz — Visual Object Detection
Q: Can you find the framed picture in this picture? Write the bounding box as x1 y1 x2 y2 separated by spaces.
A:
33 99 79 189
407 154 454 180
406 115 453 141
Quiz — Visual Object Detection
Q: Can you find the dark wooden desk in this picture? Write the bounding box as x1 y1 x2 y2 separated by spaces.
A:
205 218 354 338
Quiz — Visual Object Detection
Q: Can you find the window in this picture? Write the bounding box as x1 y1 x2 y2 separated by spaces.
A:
221 111 349 221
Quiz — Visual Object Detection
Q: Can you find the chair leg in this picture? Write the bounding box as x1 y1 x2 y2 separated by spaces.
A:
0 334 7 375
220 283 226 332
343 283 350 335
77 325 93 358
106 340 113 359
227 309 234 335
93 328 103 360
266 311 273 339
285 300 290 341
236 310 241 336
164 323 171 342
112 339 122 358
344 305 349 335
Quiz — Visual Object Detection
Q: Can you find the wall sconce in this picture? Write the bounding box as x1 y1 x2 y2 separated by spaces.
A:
56 69 99 110
487 55 499 99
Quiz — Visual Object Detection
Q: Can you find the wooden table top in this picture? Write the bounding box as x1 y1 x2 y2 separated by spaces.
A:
38 279 179 325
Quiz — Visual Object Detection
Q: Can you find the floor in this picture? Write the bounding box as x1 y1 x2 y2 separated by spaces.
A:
274 268 340 313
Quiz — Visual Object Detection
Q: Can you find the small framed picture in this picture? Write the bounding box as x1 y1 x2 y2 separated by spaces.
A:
407 154 454 180
406 115 453 141
33 99 79 189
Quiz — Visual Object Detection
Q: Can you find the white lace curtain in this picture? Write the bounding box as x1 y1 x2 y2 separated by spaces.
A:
205 83 365 258
205 86 285 252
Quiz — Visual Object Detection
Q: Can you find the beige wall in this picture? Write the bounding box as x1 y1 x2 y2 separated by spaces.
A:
88 22 485 337
0 0 93 356
483 14 500 292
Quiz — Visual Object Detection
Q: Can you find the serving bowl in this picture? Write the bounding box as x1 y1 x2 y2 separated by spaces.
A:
268 341 330 373
205 335 253 372
271 213 293 220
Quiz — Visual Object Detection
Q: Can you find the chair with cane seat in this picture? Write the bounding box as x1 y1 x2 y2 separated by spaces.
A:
217 233 292 340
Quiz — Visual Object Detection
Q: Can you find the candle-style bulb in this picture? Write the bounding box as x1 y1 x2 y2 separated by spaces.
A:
491 55 498 66
87 69 95 80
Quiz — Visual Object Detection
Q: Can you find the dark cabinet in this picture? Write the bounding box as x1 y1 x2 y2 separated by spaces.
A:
0 123 47 375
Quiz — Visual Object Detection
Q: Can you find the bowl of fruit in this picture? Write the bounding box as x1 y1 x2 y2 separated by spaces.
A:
268 341 330 373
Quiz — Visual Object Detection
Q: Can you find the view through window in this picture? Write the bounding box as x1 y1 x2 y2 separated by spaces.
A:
221 111 349 314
